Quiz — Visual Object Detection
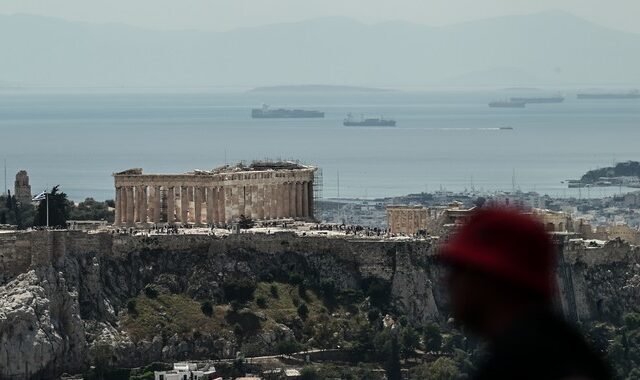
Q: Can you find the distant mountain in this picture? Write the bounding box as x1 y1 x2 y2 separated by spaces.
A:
1 11 640 87
249 85 391 92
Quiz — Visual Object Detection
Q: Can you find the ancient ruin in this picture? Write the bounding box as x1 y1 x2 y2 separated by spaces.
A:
113 161 316 226
386 205 429 235
13 170 31 204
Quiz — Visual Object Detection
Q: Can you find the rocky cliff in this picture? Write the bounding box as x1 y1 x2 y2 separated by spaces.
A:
0 231 639 379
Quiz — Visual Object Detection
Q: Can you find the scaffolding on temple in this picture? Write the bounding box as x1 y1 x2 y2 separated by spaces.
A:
313 168 323 220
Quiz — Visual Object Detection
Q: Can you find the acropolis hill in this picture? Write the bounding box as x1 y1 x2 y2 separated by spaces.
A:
0 229 639 379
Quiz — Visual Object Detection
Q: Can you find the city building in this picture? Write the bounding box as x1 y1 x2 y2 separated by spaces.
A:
113 161 316 227
154 362 220 380
386 205 428 235
531 208 573 232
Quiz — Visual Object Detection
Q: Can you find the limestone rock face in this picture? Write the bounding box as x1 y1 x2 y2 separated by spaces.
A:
391 246 440 325
0 269 86 379
0 231 639 379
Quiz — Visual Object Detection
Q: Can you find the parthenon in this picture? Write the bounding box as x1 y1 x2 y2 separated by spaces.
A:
113 161 316 226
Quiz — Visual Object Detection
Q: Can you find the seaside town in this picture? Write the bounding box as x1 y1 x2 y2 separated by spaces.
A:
3 2 640 379
4 163 640 244
1 161 640 379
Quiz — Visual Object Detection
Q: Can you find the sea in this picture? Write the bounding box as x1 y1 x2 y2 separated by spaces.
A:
1 87 639 202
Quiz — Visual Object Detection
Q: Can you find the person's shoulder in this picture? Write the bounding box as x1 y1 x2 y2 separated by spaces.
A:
480 312 611 380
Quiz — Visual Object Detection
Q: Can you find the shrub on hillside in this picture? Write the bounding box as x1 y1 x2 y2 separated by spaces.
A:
297 302 309 320
256 296 267 308
126 300 137 316
270 284 279 298
144 285 158 299
200 301 213 317
223 278 257 303
277 339 304 355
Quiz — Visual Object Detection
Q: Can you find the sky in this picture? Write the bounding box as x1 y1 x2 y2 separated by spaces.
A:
0 0 639 34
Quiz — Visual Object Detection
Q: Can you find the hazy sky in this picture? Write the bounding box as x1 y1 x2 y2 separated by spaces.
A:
1 0 639 33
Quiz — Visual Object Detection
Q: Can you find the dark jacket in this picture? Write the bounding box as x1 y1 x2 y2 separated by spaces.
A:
473 310 611 380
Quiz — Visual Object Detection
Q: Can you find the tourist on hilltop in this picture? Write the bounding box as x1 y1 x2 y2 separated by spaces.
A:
439 208 610 380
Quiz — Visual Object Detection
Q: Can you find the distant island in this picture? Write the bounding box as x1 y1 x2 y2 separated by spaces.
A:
570 161 640 188
249 85 392 93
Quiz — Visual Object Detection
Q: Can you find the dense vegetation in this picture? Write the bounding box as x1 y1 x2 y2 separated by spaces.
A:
0 186 113 228
584 313 640 379
88 255 640 380
0 193 35 228
116 267 487 380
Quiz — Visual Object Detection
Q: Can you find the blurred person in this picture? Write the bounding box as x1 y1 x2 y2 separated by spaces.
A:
440 208 610 380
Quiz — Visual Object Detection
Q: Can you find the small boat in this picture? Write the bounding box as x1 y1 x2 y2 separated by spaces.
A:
499 126 514 130
343 113 396 127
489 100 526 108
251 104 324 118
510 96 564 103
577 90 640 99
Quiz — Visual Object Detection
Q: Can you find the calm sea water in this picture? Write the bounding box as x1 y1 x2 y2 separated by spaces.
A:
1 88 639 201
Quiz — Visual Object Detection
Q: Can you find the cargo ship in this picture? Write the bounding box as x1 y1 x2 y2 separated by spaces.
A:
343 114 396 127
577 90 640 99
510 96 564 103
489 100 526 108
251 104 324 118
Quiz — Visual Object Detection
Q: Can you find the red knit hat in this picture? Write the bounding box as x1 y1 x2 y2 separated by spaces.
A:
439 207 556 300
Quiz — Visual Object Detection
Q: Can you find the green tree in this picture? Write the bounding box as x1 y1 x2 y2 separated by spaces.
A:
256 296 267 308
238 214 255 229
144 285 158 299
223 277 257 303
297 302 309 320
34 185 71 227
299 366 319 380
277 339 304 355
201 300 213 317
409 357 464 380
270 284 279 298
386 331 402 380
69 197 114 222
0 194 34 228
423 322 443 352
401 326 420 360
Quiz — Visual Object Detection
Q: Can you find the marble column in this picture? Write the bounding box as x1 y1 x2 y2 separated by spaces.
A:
167 186 175 224
140 185 148 225
302 181 309 218
243 186 251 218
272 184 279 219
288 182 296 218
256 185 265 220
121 187 128 225
194 187 203 226
114 187 122 226
153 186 161 224
217 187 226 223
296 182 303 218
206 187 215 225
282 183 290 217
265 184 274 219
228 187 237 222
133 187 140 223
126 186 135 226
181 186 189 224
276 183 284 219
